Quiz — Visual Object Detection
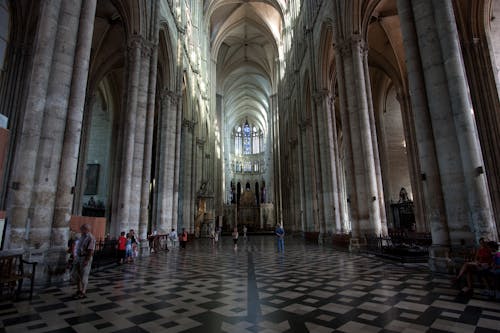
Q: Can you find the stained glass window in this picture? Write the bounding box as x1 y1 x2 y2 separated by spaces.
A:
243 122 251 155
235 126 242 155
253 129 260 154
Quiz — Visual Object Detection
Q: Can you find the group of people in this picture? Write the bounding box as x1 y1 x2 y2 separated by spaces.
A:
452 237 500 299
229 223 285 252
116 229 139 264
66 222 286 299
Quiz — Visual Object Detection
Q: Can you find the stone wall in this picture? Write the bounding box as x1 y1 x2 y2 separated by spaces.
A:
380 87 412 203
83 94 112 207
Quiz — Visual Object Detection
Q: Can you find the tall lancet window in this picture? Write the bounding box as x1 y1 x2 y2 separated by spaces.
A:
252 126 260 154
235 126 242 155
243 120 251 155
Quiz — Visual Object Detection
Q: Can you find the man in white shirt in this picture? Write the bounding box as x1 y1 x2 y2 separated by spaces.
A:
169 228 178 248
71 224 96 299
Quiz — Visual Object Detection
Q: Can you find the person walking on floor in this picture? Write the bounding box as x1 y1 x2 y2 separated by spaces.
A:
169 228 178 248
232 227 239 250
275 223 285 253
71 224 96 299
117 231 127 264
180 228 188 249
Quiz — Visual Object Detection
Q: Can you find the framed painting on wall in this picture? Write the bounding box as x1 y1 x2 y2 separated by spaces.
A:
84 163 100 195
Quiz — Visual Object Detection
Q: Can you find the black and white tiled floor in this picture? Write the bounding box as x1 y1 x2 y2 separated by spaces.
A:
1 236 500 332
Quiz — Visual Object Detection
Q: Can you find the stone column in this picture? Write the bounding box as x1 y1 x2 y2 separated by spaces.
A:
139 1 160 242
432 0 497 242
52 0 97 249
270 92 281 223
6 0 62 250
398 0 451 271
457 9 500 230
409 1 485 245
116 36 142 233
327 96 344 234
299 118 315 232
129 44 151 236
157 91 179 233
171 93 183 230
27 0 85 253
352 37 383 236
181 120 195 232
304 117 320 234
363 50 388 235
313 90 335 237
332 55 358 236
334 35 383 237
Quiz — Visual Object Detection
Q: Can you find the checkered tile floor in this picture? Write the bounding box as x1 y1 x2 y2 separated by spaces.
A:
1 236 500 332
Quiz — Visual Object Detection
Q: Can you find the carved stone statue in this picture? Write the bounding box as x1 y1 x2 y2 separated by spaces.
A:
398 187 410 203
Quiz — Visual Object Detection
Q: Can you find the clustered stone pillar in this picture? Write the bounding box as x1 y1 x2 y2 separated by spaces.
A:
299 116 318 233
171 91 183 231
398 0 498 270
6 0 97 279
139 1 160 242
457 3 500 230
7 0 63 251
313 90 336 237
128 44 151 236
332 31 386 237
181 120 195 232
433 0 497 242
397 0 450 270
270 92 281 224
115 37 142 234
52 0 97 254
157 91 180 234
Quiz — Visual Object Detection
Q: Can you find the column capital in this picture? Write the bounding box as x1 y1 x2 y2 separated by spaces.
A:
313 89 330 103
335 34 368 57
196 138 205 147
183 119 195 131
161 88 181 104
127 35 146 50
328 94 336 107
299 118 312 131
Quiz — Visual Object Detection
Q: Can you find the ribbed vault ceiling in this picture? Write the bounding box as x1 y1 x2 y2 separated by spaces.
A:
207 0 283 134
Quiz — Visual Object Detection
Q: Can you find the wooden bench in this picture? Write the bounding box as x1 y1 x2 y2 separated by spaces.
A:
0 254 37 300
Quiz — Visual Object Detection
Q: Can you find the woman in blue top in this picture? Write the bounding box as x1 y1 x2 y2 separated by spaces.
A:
275 223 285 253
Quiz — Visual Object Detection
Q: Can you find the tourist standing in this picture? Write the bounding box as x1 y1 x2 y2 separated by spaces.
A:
180 228 188 249
214 226 219 245
71 224 96 299
129 229 139 258
232 227 239 250
117 231 127 264
243 225 248 241
275 223 285 253
169 228 178 248
125 233 133 263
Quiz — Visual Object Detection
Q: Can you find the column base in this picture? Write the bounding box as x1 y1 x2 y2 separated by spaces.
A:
428 245 453 273
38 247 68 285
318 232 324 245
139 242 150 257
